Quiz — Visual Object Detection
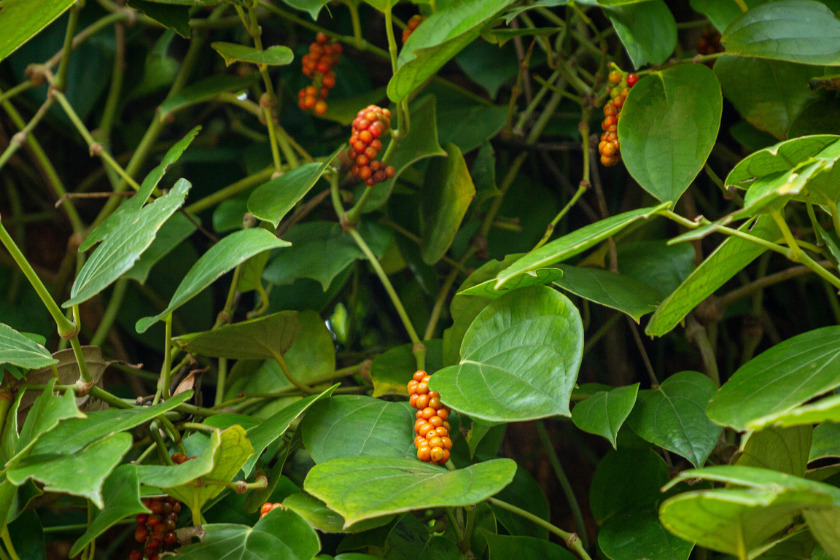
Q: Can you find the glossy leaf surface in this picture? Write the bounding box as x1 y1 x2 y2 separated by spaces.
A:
431 286 583 422
602 0 676 67
571 383 638 448
0 324 57 370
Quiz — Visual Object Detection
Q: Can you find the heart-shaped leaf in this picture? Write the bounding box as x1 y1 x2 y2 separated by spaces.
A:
430 286 583 422
301 396 415 463
619 64 722 203
571 383 638 448
722 0 840 66
707 326 840 431
136 228 290 332
177 507 320 559
304 456 516 526
628 371 721 467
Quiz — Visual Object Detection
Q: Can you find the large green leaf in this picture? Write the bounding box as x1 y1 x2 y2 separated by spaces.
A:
706 326 840 431
494 203 669 288
736 426 811 477
177 311 300 360
602 0 676 67
211 42 294 66
430 286 583 422
722 0 840 66
0 324 57 370
601 509 694 560
16 379 83 457
243 385 336 476
177 508 320 559
645 216 781 337
65 179 191 307
714 55 819 140
283 492 394 534
660 466 840 557
420 143 476 264
304 456 516 526
263 222 391 290
301 396 415 463
483 533 576 560
6 432 131 508
248 152 339 228
571 383 638 448
124 213 197 284
746 394 840 429
0 0 76 63
362 96 447 212
69 465 147 557
23 391 192 457
387 0 518 102
80 127 200 251
619 64 722 203
553 265 660 322
628 371 721 468
804 508 840 559
136 228 290 332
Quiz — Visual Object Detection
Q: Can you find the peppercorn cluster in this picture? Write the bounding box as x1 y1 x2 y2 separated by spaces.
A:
260 502 283 519
402 15 425 44
129 496 181 560
408 370 452 465
298 33 341 115
599 70 638 167
348 105 396 186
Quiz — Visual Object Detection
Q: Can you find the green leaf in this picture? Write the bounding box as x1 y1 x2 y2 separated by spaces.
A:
601 510 694 560
301 396 415 463
65 179 191 307
722 0 840 66
160 75 256 117
135 431 218 489
69 465 147 557
263 222 391 290
571 383 638 448
177 508 321 559
0 324 57 370
0 0 76 63
387 0 518 102
282 0 329 20
736 426 811 477
25 392 193 457
789 96 840 137
689 0 770 33
602 0 677 67
491 467 550 539
749 393 840 429
362 96 447 212
157 426 253 511
318 88 388 126
136 228 290 332
80 127 200 251
430 286 583 422
706 326 840 430
304 457 516 526
503 0 569 23
483 533 576 560
619 64 722 203
371 340 444 397
124 213 197 284
420 143 476 264
243 384 336 476
248 152 339 228
283 492 394 533
714 55 818 140
660 466 840 557
590 448 670 524
437 102 508 152
628 372 721 467
804 508 840 558
126 0 190 37
645 216 781 337
16 379 83 456
553 265 660 322
7 432 131 508
211 42 294 67
617 240 696 300
494 203 669 288
177 311 300 360
459 268 564 299
810 423 840 461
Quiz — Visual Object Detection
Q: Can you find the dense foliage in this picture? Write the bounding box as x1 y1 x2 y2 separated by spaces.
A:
1 1 840 559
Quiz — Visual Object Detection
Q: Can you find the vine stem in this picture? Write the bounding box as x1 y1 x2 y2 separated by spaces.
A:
54 2 82 91
487 498 591 560
535 422 589 549
0 221 76 337
153 314 174 405
533 183 587 250
0 526 20 560
347 228 421 347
